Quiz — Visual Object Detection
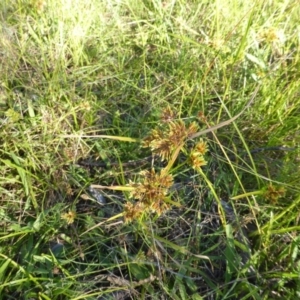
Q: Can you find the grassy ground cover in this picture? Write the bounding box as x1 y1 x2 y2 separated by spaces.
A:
1 0 300 299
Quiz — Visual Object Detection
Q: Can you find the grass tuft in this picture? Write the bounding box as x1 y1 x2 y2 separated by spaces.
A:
1 0 300 299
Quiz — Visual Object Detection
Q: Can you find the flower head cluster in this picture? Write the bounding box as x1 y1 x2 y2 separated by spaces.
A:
189 139 208 169
123 107 208 223
259 27 285 44
160 106 177 123
264 184 285 204
124 169 174 222
61 210 76 224
124 202 144 223
143 120 199 161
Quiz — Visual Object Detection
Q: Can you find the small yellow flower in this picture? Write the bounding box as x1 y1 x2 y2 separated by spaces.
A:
189 152 207 169
194 139 208 155
79 101 91 111
259 27 285 44
61 210 76 224
188 140 208 169
5 109 21 122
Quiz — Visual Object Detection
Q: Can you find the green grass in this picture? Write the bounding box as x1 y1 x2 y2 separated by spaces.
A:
1 0 300 299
